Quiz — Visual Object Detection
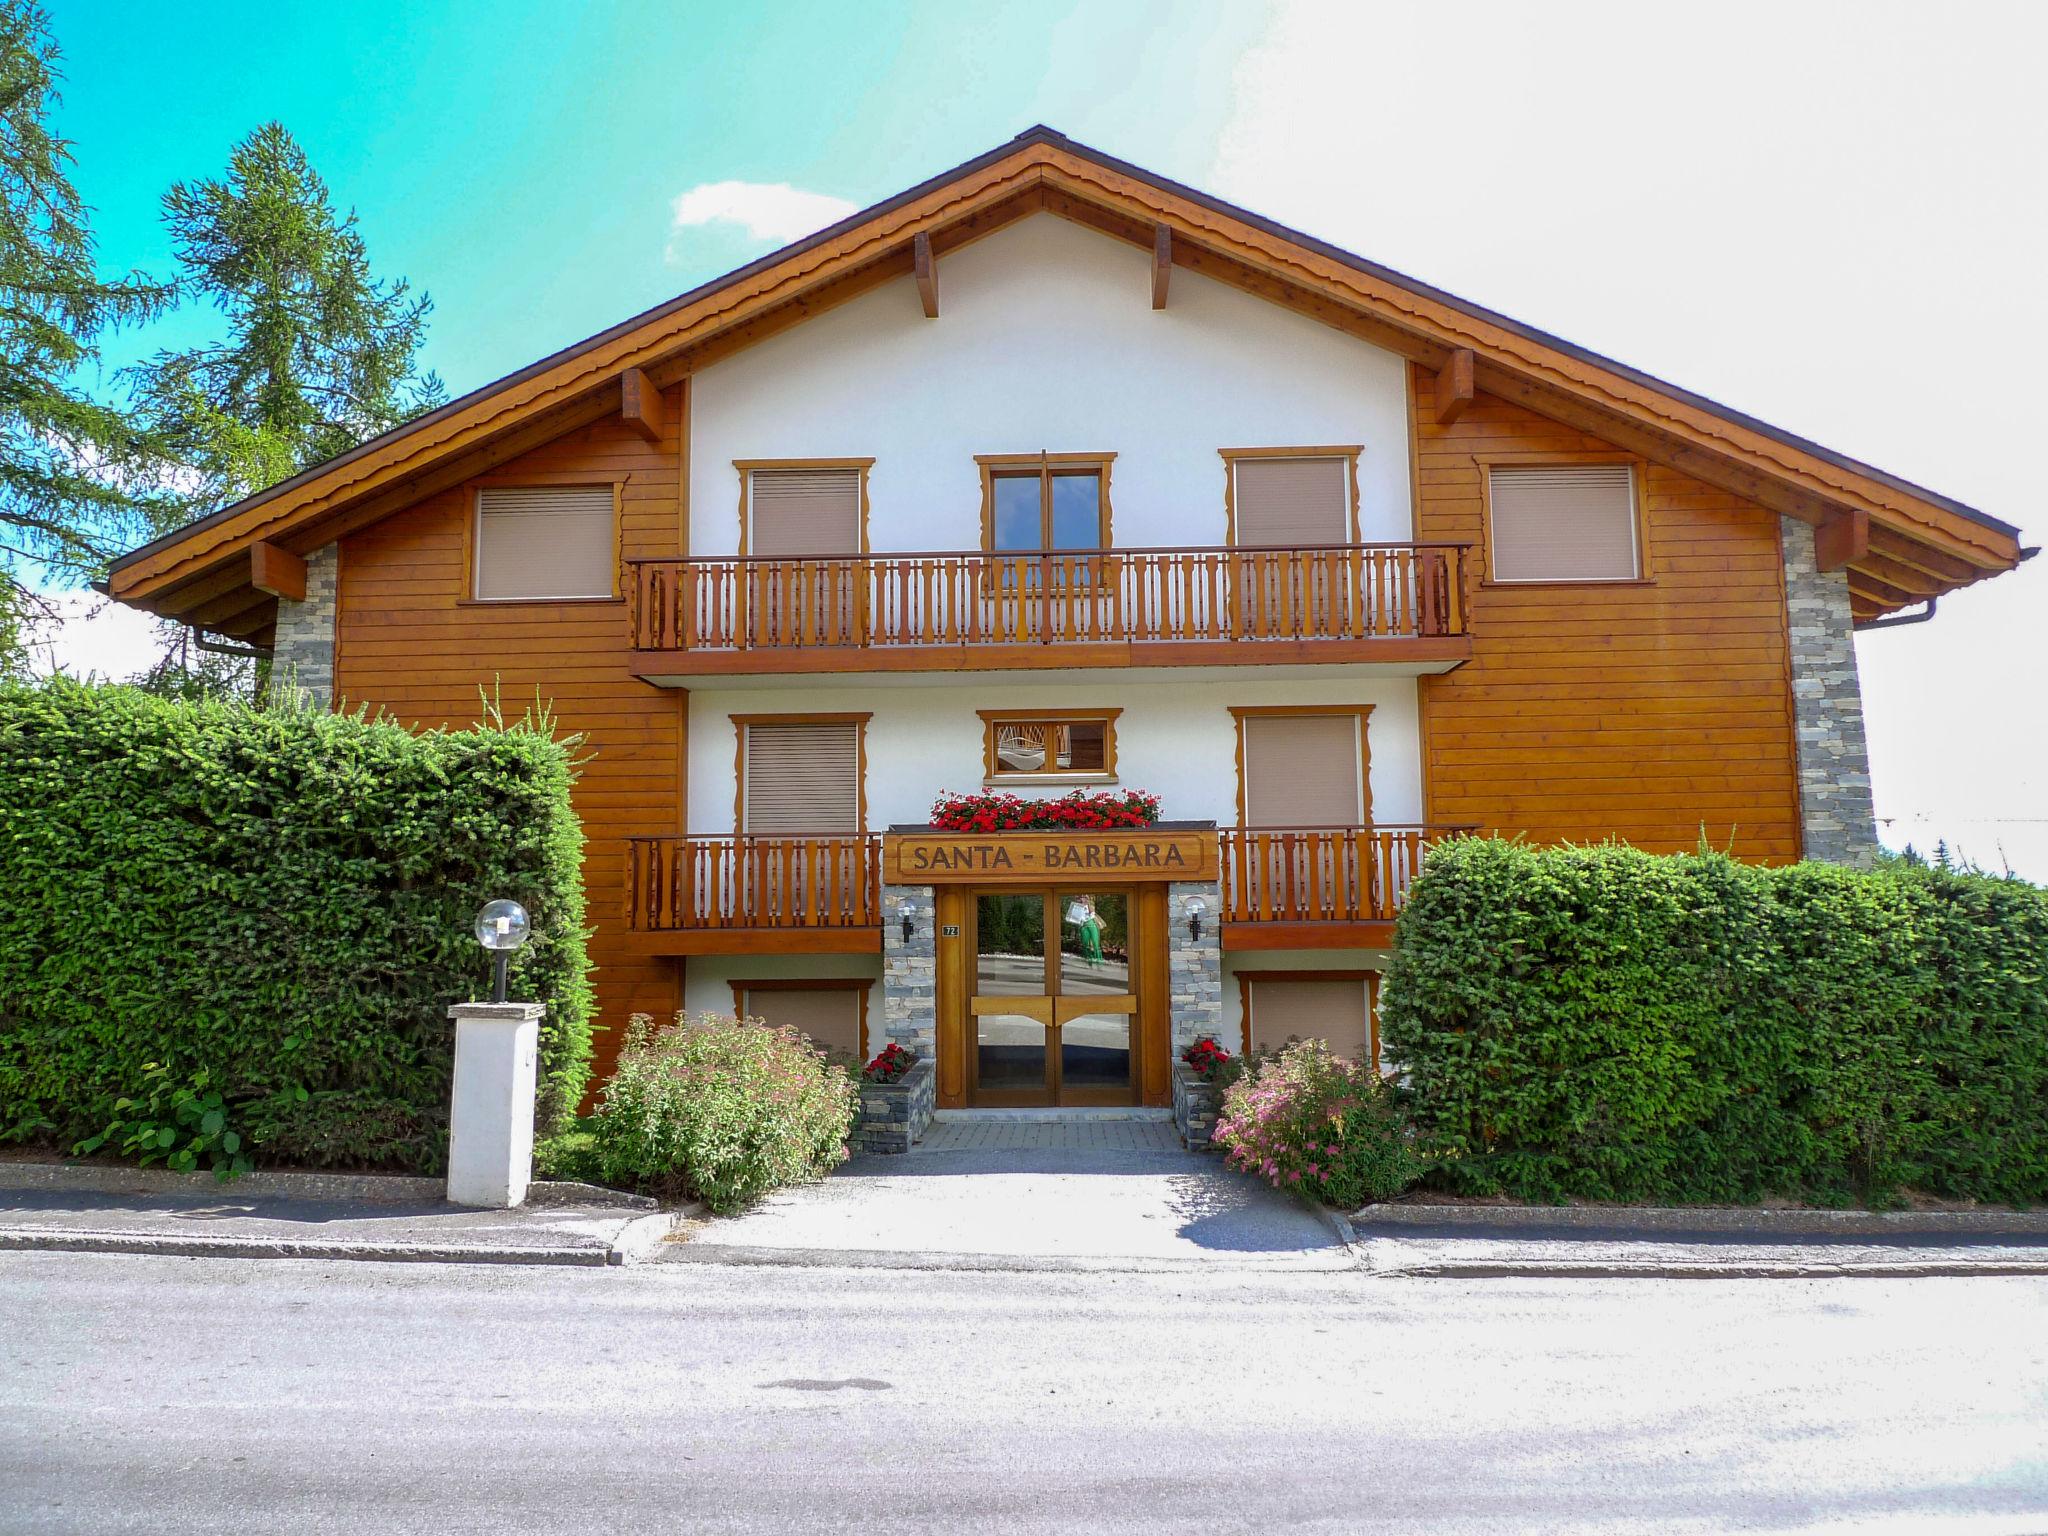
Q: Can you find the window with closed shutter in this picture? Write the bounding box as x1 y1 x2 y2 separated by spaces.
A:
1242 714 1362 827
1488 464 1638 581
748 468 862 556
1246 977 1373 1065
741 986 865 1063
473 486 615 599
741 720 862 834
1232 456 1350 546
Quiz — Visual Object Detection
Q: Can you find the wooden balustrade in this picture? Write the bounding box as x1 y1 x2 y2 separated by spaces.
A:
1218 825 1468 926
625 835 883 933
627 543 1467 653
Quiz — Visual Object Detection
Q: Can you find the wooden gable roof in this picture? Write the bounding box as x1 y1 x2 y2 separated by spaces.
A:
106 126 2025 638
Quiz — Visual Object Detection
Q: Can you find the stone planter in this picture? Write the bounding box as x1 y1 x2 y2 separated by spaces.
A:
1173 1060 1227 1150
854 1057 936 1156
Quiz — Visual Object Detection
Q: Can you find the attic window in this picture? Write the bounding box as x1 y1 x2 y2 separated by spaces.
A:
473 485 617 600
1487 464 1639 582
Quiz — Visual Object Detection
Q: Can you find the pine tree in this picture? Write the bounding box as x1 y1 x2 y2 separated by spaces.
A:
128 121 445 514
0 0 171 672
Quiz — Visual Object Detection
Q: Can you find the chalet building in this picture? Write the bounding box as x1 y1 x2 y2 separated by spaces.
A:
105 129 2026 1108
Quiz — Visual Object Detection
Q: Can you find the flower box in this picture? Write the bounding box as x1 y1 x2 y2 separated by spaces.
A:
854 1056 936 1156
1173 1059 1227 1151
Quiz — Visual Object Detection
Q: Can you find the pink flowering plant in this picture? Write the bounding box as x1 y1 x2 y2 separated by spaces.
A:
590 1012 858 1213
1212 1038 1418 1208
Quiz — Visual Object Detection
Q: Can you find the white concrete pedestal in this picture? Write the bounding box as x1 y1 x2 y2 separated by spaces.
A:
446 1001 545 1208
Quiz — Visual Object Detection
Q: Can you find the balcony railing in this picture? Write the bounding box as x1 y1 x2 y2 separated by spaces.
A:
624 834 884 933
1219 825 1469 926
622 826 1467 936
627 542 1467 654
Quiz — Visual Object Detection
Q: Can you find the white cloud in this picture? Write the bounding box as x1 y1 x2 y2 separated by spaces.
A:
24 590 165 683
1214 0 2048 880
667 180 858 258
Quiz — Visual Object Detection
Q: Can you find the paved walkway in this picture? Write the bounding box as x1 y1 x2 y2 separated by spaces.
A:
666 1115 1351 1271
917 1116 1181 1153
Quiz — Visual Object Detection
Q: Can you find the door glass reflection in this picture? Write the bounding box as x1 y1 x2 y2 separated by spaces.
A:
977 1013 1048 1093
1059 1012 1132 1091
1058 892 1130 995
976 893 1045 995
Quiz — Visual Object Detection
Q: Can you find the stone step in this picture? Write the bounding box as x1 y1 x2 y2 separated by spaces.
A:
931 1107 1173 1124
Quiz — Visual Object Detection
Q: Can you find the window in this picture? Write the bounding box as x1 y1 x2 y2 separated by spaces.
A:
472 485 616 600
1222 449 1359 546
733 981 868 1066
978 453 1113 584
1240 972 1380 1069
1232 707 1371 827
738 461 870 556
1487 463 1639 582
735 714 869 834
978 708 1120 781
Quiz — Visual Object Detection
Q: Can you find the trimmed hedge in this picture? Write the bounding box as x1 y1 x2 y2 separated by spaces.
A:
0 678 593 1173
1382 839 2048 1206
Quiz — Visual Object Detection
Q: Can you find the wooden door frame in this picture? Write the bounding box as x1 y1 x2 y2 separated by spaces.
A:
950 884 1145 1109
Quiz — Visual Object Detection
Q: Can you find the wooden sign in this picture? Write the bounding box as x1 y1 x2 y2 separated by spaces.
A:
884 829 1219 885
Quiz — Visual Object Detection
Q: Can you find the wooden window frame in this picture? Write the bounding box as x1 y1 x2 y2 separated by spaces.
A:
730 711 874 834
1228 703 1374 828
1235 968 1381 1068
733 458 875 558
1217 446 1364 547
463 476 625 605
975 452 1116 554
976 706 1122 785
1474 452 1652 587
728 977 872 1064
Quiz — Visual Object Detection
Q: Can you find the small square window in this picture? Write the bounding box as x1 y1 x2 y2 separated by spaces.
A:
978 710 1120 781
473 485 616 600
1487 464 1639 582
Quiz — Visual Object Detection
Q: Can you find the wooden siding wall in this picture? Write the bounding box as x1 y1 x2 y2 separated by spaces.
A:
1412 368 1802 859
335 395 688 1088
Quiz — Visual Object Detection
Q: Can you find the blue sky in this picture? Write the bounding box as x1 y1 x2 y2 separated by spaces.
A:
39 0 2048 876
58 0 1264 391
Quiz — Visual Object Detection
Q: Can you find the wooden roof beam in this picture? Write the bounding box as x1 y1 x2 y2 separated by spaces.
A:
619 367 665 444
249 541 306 601
1851 550 1945 598
1434 349 1475 425
1152 223 1171 309
1814 508 1869 572
913 231 939 318
1847 570 1918 608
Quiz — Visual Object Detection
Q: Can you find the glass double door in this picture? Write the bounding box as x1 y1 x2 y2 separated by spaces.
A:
971 889 1137 1106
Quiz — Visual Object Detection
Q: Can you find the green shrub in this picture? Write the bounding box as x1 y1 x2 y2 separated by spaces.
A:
0 677 593 1173
1213 1039 1419 1208
1382 838 2048 1206
590 1013 859 1213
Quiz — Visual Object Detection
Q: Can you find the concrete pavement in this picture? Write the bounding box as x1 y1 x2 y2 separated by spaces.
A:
667 1119 1353 1272
4 1251 2046 1533
0 1185 679 1266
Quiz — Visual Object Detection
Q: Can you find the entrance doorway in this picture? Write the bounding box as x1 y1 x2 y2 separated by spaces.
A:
969 889 1137 1106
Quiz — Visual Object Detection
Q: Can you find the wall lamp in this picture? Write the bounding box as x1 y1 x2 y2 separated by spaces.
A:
474 898 532 1003
897 899 923 944
1182 894 1207 943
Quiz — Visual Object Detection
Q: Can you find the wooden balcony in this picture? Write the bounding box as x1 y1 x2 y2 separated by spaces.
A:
619 825 1466 955
1218 824 1469 950
627 542 1470 678
622 834 885 955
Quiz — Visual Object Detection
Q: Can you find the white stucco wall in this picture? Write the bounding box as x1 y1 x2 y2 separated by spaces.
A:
689 674 1422 834
688 213 1414 553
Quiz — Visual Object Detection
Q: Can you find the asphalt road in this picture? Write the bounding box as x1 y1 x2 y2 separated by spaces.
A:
3 1253 2045 1535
